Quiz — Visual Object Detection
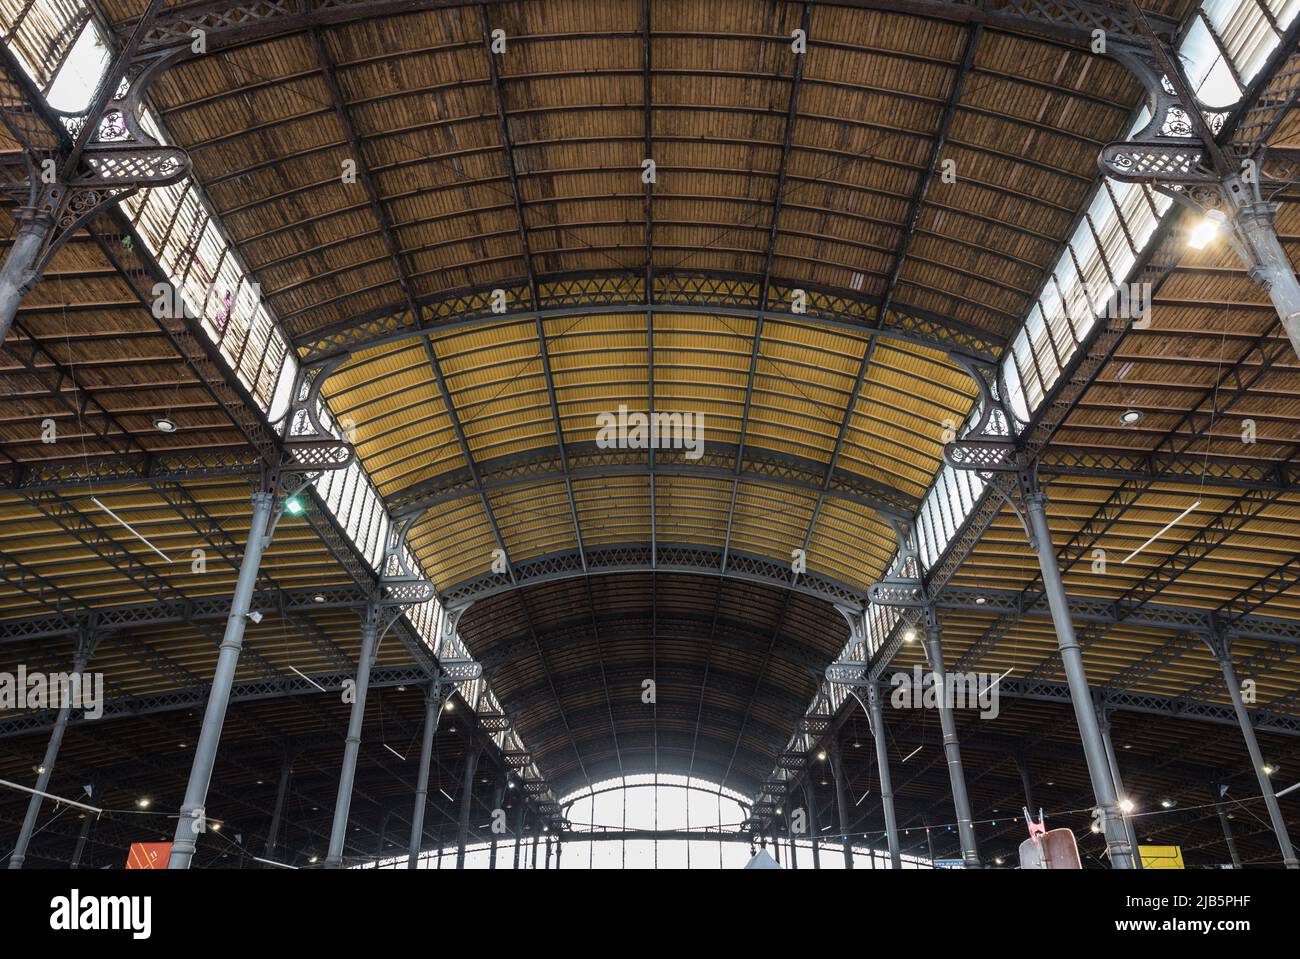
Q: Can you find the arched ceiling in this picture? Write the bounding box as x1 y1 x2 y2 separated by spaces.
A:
10 0 1300 865
88 0 1203 791
457 572 850 795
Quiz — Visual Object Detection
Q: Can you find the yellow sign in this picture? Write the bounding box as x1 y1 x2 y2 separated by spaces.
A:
1138 845 1185 869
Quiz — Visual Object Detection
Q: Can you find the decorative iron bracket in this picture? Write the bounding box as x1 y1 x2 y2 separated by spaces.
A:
835 604 868 654
375 509 435 610
270 358 354 490
1098 46 1231 186
0 42 189 297
435 601 472 659
867 510 929 609
942 353 1027 476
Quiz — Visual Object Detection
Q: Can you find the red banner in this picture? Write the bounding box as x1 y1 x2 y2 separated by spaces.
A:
125 842 172 869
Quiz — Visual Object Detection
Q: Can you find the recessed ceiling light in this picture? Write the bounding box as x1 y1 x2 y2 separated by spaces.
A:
974 596 986 605
1120 408 1143 426
136 798 151 809
1263 763 1279 776
1160 798 1175 809
312 593 326 604
154 416 177 433
816 750 827 761
1119 798 1135 813
903 628 917 643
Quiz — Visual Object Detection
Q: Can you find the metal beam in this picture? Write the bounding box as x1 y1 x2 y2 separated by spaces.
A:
0 584 370 645
390 440 920 520
294 271 1002 365
123 0 1179 60
880 23 981 320
931 584 1300 646
440 542 871 609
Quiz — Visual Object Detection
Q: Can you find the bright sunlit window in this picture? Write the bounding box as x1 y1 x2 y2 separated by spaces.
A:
44 19 109 112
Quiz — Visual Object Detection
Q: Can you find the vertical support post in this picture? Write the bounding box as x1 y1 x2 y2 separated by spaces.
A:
530 830 539 868
555 836 562 869
70 808 96 870
9 634 96 869
1211 784 1242 869
1023 486 1133 869
325 606 381 868
170 489 275 869
1015 752 1036 814
1212 637 1298 868
829 739 854 869
1098 709 1142 869
868 681 902 869
921 617 981 867
264 753 292 861
457 745 481 869
544 834 552 869
1230 190 1300 363
488 776 505 869
0 209 53 348
512 803 526 869
407 683 444 869
787 807 799 869
373 812 391 860
804 780 821 869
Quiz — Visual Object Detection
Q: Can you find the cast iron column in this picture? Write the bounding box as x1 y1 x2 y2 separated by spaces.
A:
69 808 96 869
1023 487 1133 868
868 681 902 868
1212 638 1298 868
457 745 481 868
804 780 821 869
407 683 444 869
829 739 854 868
1212 784 1243 869
170 489 275 869
488 776 506 869
1231 189 1300 363
0 209 53 347
1015 752 1036 814
787 806 799 869
512 803 526 869
325 607 381 868
9 637 96 869
921 619 981 867
1098 709 1142 869
264 754 292 861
